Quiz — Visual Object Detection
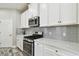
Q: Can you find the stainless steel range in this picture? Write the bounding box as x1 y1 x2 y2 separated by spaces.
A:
23 32 43 56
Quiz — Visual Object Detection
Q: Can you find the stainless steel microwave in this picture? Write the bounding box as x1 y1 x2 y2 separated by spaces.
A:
28 16 40 27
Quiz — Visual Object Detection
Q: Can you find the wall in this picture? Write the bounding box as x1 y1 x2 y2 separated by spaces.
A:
0 9 21 47
23 25 78 43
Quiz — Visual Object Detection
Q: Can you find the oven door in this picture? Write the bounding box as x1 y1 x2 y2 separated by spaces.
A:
23 40 34 56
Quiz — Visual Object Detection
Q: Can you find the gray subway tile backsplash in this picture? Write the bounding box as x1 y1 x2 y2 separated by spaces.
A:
19 25 79 43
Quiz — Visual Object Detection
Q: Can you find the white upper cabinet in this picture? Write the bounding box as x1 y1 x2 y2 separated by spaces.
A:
21 10 29 28
21 3 78 28
48 3 60 26
60 3 77 25
40 3 48 27
29 3 39 17
48 3 77 26
21 11 26 28
17 35 23 51
21 3 39 28
25 10 30 28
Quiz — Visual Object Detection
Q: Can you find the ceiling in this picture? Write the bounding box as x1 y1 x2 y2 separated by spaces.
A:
0 3 29 12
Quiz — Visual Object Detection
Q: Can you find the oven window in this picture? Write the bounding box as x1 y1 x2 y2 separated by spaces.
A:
23 41 33 55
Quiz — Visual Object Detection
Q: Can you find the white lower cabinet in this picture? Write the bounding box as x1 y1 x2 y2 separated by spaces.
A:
44 45 76 56
17 35 23 51
34 41 77 56
43 47 58 56
34 42 43 56
34 41 58 56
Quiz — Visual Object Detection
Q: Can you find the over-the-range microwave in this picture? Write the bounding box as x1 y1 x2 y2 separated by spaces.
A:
28 16 40 27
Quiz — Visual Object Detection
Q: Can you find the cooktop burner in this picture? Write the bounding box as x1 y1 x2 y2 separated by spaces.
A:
24 34 43 40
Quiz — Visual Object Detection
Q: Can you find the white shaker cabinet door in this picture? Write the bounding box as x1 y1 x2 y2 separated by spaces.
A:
29 3 39 17
18 36 23 51
21 12 26 28
48 3 60 26
17 35 23 51
17 38 20 49
34 42 44 56
60 3 77 25
25 10 29 28
40 3 48 27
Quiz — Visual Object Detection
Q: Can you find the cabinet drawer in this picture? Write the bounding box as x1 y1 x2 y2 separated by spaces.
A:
35 42 44 56
44 44 76 56
44 46 60 55
43 47 59 56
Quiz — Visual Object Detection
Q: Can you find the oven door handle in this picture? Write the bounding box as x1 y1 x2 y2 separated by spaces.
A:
23 41 32 45
23 40 33 43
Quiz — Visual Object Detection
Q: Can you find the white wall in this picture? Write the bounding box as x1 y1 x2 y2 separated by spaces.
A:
0 9 21 47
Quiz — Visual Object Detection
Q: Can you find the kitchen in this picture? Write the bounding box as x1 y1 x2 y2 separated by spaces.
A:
0 3 79 56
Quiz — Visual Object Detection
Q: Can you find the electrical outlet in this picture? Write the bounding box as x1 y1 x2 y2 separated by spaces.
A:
49 32 52 35
63 32 66 37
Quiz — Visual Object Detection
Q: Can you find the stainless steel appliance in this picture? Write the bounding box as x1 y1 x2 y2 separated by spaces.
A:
23 39 34 56
23 32 43 56
28 16 40 27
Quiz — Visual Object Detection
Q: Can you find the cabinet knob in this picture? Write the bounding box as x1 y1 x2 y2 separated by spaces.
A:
58 21 61 23
55 50 58 52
